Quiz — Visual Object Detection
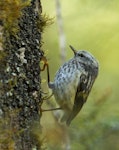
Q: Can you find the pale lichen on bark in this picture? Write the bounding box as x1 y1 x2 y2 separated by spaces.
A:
0 0 44 149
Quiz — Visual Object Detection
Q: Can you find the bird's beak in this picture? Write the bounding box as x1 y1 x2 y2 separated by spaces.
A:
69 45 77 56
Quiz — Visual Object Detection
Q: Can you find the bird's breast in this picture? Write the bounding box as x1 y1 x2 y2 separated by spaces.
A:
53 69 82 106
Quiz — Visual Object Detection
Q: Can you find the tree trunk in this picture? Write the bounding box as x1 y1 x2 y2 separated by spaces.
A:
0 0 44 149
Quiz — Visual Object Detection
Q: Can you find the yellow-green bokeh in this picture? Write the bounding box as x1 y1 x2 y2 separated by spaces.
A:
41 0 119 149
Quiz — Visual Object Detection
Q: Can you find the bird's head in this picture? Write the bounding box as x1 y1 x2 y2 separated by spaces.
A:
69 45 99 71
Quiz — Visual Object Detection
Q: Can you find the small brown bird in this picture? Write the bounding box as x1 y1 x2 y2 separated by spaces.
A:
49 45 99 126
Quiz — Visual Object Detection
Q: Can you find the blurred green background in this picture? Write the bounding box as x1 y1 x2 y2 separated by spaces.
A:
41 0 119 149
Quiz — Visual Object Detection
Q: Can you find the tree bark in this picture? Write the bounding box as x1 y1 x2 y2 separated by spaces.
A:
0 0 43 149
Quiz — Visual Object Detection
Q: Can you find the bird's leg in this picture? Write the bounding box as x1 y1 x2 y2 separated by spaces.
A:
39 107 62 117
40 56 50 83
42 93 53 100
40 91 53 100
40 55 61 113
40 56 53 99
41 107 62 112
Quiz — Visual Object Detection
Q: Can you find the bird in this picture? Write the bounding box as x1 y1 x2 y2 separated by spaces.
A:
48 45 99 126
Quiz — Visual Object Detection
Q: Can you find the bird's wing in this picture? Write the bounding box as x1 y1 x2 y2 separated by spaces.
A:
66 73 90 126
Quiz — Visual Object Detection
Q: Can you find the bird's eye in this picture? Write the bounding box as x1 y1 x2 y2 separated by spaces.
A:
79 53 84 57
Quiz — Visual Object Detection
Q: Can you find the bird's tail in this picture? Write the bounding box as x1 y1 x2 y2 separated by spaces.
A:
66 98 84 126
60 105 72 123
60 111 70 123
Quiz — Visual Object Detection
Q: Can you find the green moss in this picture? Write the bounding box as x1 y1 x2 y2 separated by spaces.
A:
0 109 19 149
0 51 7 73
0 0 30 34
37 14 54 32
